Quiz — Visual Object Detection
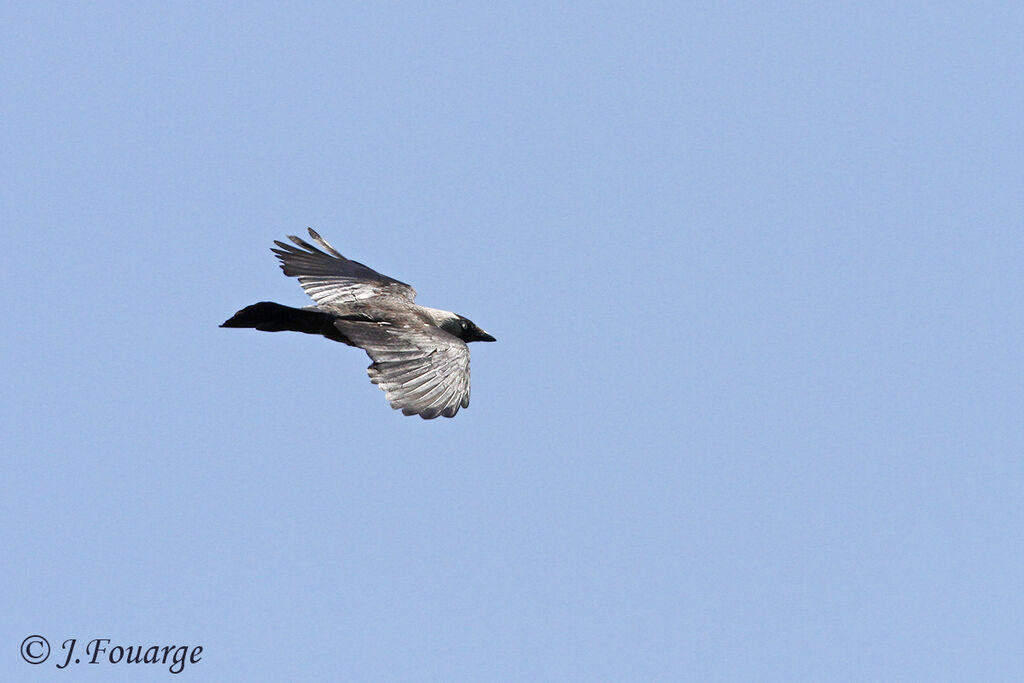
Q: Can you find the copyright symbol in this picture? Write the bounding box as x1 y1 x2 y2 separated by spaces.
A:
21 635 49 664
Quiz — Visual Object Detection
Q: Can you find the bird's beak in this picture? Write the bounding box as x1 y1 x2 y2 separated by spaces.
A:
474 329 496 342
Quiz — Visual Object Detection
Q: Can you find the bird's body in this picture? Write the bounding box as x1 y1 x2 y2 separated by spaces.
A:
222 229 495 419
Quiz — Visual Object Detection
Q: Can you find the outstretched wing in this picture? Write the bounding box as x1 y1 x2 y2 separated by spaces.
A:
333 319 471 420
271 228 417 305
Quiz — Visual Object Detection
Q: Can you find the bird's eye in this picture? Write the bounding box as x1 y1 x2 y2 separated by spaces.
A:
461 320 468 329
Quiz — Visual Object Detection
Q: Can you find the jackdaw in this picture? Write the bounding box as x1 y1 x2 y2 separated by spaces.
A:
222 229 495 419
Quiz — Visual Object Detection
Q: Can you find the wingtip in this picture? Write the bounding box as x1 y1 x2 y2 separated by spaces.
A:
307 227 344 258
287 233 311 249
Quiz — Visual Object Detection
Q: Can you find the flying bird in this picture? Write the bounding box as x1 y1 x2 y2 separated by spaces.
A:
221 229 495 419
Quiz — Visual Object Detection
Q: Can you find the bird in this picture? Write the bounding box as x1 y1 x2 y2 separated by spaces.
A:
221 229 495 419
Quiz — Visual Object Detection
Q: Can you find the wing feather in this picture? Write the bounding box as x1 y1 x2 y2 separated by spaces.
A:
271 228 416 305
335 320 471 419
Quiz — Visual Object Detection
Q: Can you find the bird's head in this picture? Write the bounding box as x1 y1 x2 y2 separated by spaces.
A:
454 315 496 343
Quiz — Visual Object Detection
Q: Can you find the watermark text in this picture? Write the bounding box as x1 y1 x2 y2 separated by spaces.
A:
21 635 202 674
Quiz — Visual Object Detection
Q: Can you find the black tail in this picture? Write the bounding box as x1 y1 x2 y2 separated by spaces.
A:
221 301 349 342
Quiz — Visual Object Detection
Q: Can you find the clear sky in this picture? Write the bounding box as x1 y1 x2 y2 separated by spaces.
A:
2 2 1022 681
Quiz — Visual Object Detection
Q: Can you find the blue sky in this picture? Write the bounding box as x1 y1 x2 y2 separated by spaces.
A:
2 2 1022 680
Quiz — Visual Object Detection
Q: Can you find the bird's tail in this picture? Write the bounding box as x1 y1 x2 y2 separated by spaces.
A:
221 302 341 338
